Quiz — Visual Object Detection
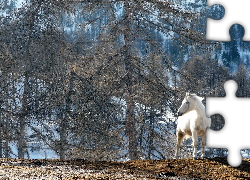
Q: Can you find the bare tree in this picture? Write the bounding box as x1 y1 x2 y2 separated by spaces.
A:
0 0 216 160
74 0 207 160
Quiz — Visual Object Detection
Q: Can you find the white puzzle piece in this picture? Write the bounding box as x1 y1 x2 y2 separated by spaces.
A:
206 80 250 167
207 0 250 41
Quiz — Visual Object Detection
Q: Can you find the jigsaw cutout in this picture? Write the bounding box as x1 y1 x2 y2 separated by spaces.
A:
206 80 250 167
207 0 250 41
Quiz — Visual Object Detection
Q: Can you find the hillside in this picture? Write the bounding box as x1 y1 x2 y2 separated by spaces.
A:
0 157 249 179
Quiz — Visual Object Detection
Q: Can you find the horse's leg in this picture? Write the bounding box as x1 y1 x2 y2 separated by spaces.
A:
201 131 206 158
192 130 198 160
175 131 184 159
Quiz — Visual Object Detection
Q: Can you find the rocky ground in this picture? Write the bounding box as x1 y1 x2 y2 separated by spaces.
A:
0 157 249 179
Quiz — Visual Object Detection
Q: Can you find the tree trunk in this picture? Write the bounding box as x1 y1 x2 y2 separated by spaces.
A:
0 120 2 158
59 71 74 160
18 71 31 159
4 138 9 158
4 105 10 158
16 3 42 158
124 2 138 160
148 110 154 159
125 92 138 160
59 118 67 160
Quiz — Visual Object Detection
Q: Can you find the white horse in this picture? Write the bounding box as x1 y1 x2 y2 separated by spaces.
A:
175 93 211 159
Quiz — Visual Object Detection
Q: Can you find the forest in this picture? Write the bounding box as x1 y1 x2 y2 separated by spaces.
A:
0 0 250 161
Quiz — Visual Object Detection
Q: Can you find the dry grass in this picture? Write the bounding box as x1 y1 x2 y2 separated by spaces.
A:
0 157 249 179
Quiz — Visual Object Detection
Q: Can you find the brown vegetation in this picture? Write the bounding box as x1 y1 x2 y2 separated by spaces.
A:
0 157 249 179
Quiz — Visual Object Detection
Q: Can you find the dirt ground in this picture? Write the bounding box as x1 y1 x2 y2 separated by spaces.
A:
0 157 249 179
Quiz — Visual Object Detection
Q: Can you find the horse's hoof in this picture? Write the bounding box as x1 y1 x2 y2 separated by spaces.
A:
193 157 197 160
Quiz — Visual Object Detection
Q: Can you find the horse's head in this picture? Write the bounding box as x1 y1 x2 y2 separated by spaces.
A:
177 92 203 116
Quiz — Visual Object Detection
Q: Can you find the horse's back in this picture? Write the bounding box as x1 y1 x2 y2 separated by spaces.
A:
177 110 209 134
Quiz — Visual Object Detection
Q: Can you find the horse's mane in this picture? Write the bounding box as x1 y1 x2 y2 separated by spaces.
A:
190 94 205 110
191 94 211 127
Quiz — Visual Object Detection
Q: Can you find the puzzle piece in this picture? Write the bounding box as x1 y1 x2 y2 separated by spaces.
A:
207 0 250 41
206 80 250 167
